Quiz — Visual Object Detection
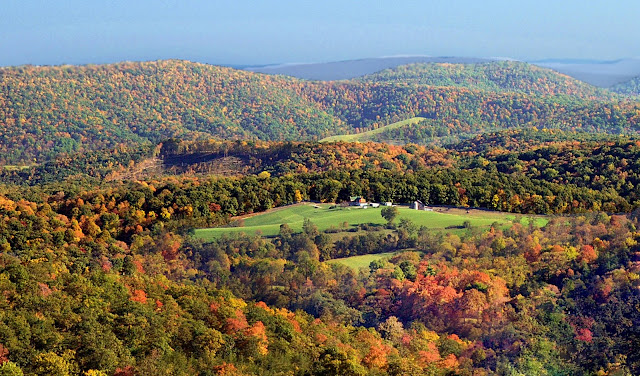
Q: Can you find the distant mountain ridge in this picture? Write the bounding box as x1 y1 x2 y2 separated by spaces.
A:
357 61 608 98
532 58 640 88
610 76 640 96
535 58 640 87
245 56 496 81
245 55 640 89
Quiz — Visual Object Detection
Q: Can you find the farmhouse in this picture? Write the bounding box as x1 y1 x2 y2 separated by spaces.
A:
350 196 367 207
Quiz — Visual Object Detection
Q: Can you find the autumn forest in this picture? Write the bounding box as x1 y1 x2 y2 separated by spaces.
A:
1 59 640 375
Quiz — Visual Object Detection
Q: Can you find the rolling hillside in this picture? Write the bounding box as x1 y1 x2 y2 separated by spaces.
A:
0 60 347 164
1 59 640 165
445 128 631 153
359 61 609 98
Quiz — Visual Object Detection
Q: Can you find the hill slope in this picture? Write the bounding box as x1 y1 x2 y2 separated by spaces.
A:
0 60 347 163
1 60 640 164
359 61 608 98
319 117 427 143
610 76 640 96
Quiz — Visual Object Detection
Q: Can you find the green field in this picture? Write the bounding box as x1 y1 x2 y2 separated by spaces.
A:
193 203 536 241
1 165 35 171
325 252 397 269
320 117 426 142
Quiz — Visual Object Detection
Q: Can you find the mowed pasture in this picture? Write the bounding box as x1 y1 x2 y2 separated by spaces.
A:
193 203 542 242
319 117 426 142
325 252 397 270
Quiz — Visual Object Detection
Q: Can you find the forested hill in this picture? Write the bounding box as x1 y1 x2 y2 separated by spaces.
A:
0 60 350 164
446 128 632 154
2 59 640 164
358 61 610 98
448 129 640 208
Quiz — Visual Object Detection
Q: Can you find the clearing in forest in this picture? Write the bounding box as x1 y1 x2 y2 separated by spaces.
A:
193 203 543 241
320 117 426 142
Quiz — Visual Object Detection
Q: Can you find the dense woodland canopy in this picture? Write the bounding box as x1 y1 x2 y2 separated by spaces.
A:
1 60 640 164
1 59 640 375
5 132 640 213
358 61 612 99
1 162 640 375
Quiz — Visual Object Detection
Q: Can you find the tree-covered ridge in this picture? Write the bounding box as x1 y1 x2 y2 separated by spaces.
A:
362 96 640 145
3 133 640 214
610 75 640 96
0 60 347 164
158 135 640 214
358 61 609 98
446 128 638 154
159 139 454 176
457 135 640 208
0 144 158 185
0 140 453 185
2 60 640 164
314 81 640 139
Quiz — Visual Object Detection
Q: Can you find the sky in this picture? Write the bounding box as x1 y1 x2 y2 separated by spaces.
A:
1 0 639 67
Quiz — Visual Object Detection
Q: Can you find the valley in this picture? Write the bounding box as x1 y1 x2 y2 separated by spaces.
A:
193 202 523 240
1 57 640 375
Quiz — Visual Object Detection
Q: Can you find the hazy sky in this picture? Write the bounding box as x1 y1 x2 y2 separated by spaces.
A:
1 0 639 66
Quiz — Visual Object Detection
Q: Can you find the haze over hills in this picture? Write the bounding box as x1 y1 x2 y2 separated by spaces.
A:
245 56 497 81
244 55 640 89
535 58 640 87
610 75 640 96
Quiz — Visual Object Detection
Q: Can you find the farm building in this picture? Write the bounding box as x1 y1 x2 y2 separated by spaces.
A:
412 200 435 211
350 196 367 207
411 200 425 210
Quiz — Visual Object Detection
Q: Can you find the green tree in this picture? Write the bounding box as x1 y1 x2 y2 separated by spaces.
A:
0 362 24 376
381 206 399 225
312 346 366 376
303 218 319 238
33 351 76 376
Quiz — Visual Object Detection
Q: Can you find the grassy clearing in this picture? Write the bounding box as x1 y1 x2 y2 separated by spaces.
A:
505 215 548 228
320 117 426 143
326 252 397 270
193 203 519 241
1 165 35 171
